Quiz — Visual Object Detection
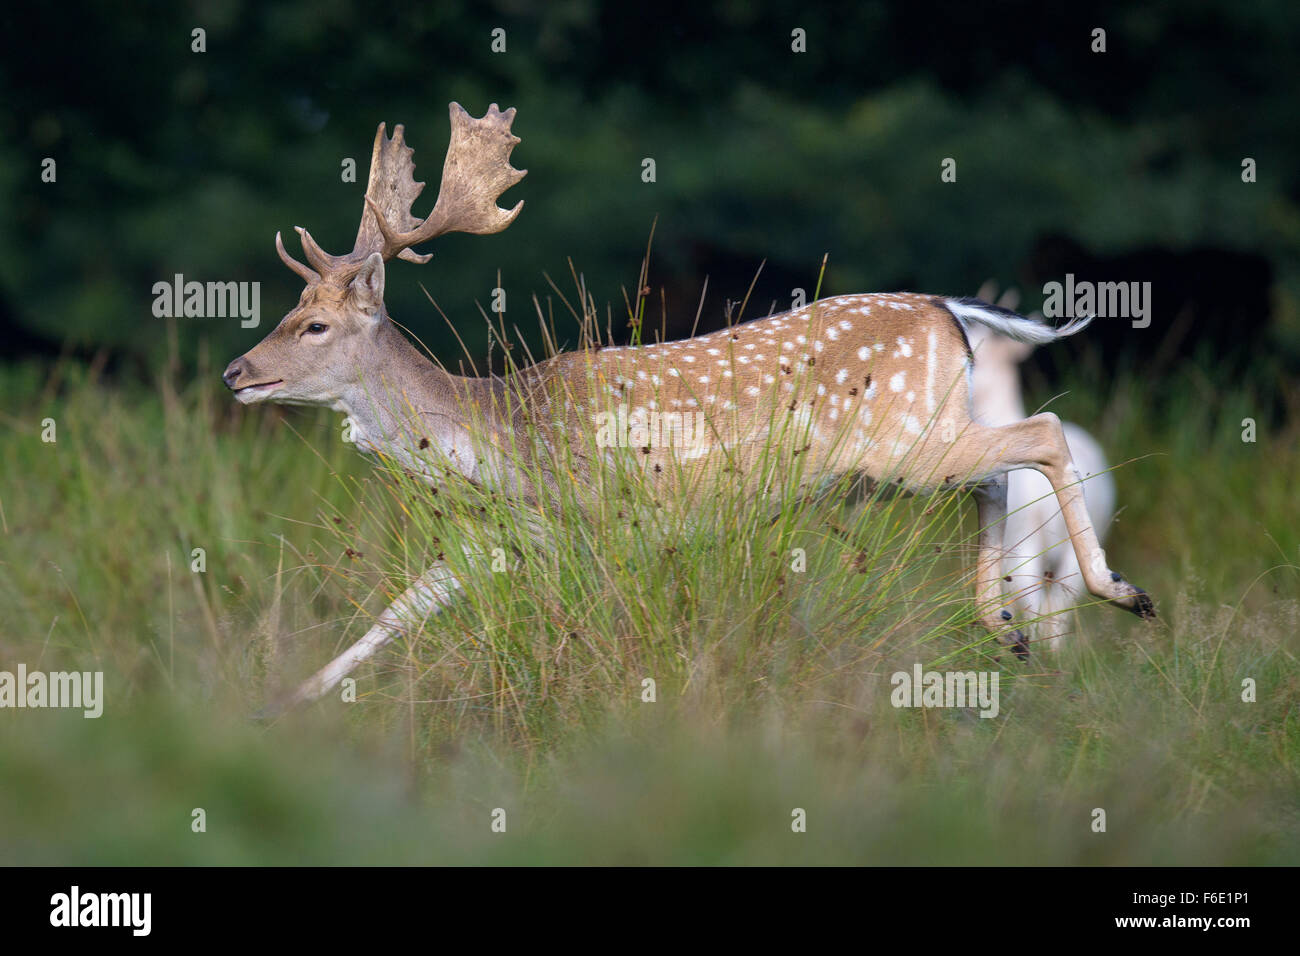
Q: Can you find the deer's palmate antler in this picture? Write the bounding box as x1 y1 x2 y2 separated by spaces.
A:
275 102 525 285
225 102 1153 716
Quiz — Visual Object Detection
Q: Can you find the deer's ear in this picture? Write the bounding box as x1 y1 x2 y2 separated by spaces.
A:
350 253 386 317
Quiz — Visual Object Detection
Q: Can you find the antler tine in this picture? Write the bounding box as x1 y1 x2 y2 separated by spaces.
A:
364 195 433 264
275 230 320 284
294 226 340 274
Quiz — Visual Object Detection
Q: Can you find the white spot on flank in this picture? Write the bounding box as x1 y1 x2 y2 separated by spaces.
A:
897 337 912 357
890 372 905 393
835 368 849 384
857 346 870 361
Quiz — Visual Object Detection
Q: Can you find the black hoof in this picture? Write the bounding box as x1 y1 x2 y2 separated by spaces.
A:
1127 587 1156 619
1010 630 1030 662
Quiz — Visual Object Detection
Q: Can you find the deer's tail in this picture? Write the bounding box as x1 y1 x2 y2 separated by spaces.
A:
943 296 1093 345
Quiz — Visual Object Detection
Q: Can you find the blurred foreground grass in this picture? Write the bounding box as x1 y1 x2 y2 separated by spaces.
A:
0 351 1296 864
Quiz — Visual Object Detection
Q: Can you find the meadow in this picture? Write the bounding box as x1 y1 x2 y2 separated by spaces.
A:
0 315 1296 865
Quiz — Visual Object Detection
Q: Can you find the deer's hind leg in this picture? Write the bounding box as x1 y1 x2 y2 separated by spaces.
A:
950 413 1154 619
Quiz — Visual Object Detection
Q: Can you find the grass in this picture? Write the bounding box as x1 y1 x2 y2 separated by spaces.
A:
0 325 1297 864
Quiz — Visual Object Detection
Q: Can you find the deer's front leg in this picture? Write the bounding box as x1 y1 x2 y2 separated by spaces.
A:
269 564 462 715
971 477 1031 661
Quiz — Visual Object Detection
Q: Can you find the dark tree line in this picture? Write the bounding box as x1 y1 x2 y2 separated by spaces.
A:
1 0 1296 411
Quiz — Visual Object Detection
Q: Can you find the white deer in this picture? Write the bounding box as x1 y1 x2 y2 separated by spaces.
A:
223 103 1153 713
966 286 1118 650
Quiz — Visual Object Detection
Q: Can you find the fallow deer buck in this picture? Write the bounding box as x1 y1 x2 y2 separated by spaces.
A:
224 102 1154 713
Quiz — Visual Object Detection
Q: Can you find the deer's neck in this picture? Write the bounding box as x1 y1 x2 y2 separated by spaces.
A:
335 320 496 482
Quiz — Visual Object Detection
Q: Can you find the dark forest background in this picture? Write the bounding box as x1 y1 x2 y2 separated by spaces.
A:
1 0 1297 413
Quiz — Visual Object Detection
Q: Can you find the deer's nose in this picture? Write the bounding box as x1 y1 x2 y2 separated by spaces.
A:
222 360 244 389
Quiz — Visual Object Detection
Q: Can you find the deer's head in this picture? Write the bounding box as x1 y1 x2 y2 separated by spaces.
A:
224 103 526 407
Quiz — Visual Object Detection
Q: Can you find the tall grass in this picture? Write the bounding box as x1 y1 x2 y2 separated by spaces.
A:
0 308 1296 863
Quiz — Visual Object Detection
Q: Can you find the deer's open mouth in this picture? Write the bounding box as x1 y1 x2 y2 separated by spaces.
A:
234 380 284 401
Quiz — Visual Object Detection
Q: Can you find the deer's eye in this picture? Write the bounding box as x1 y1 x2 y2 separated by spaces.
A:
305 322 328 335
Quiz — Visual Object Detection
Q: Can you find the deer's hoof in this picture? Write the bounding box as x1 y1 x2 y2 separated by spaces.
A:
1010 630 1030 662
1127 587 1156 619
